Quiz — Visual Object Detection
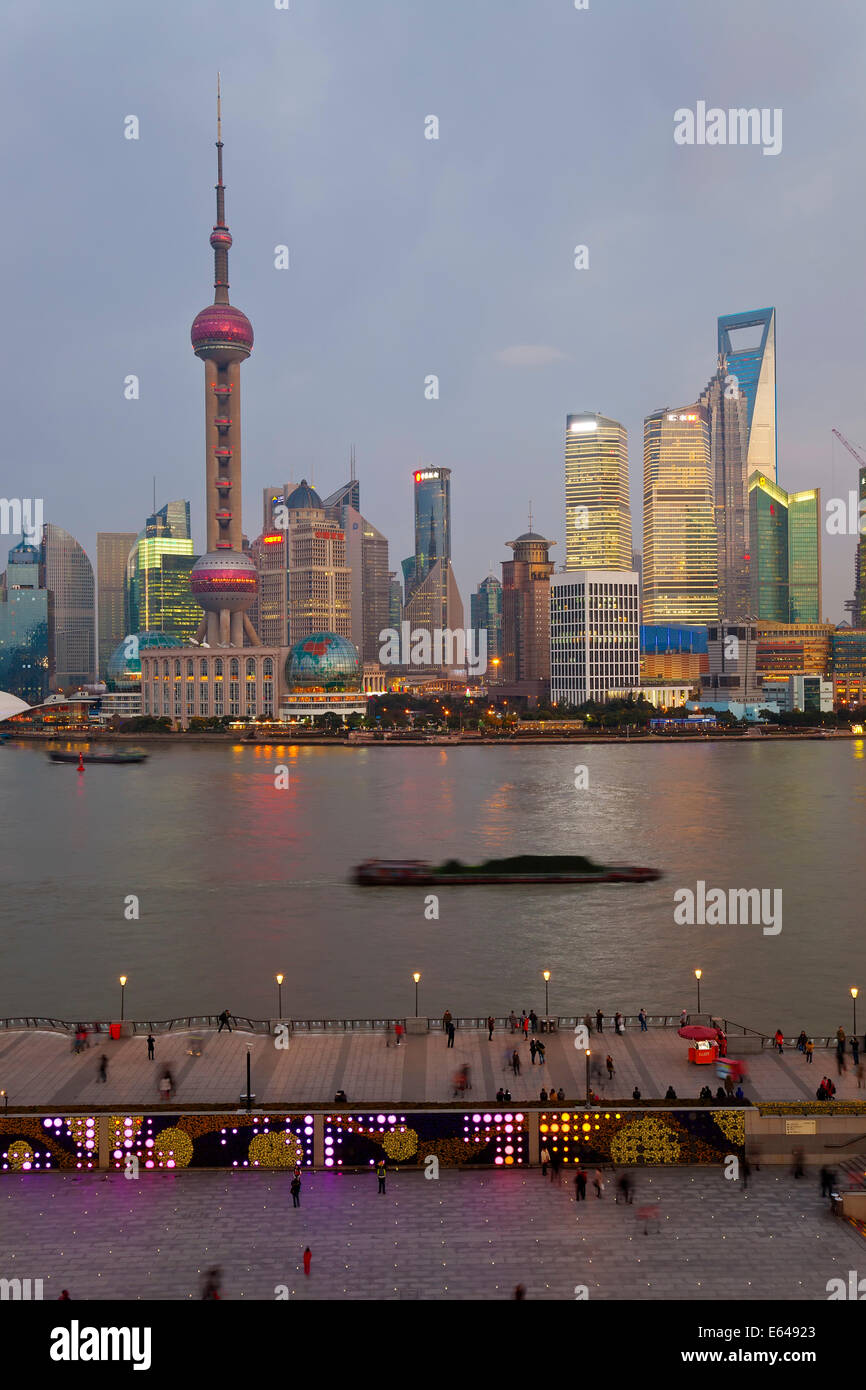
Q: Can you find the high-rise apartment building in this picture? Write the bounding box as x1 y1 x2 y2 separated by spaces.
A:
717 308 777 484
549 570 640 706
642 405 718 624
249 529 288 646
97 532 137 677
501 531 555 683
471 574 503 663
324 482 390 664
0 540 52 704
565 413 632 570
748 474 821 623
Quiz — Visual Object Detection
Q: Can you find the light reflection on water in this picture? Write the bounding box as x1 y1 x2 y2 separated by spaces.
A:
0 739 861 1031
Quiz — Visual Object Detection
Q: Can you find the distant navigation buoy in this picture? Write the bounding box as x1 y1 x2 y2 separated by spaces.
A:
77 753 84 772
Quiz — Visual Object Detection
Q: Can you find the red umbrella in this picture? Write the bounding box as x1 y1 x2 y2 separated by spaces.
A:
677 1025 718 1041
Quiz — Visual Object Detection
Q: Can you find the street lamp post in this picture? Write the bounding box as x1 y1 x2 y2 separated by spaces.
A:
851 987 859 1039
694 969 702 1016
276 974 284 1020
585 1049 592 1104
543 971 550 1021
119 975 127 1023
413 972 421 1017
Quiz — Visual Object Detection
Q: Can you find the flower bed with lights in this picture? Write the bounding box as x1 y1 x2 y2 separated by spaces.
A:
1 1116 100 1170
539 1110 744 1165
324 1111 527 1168
107 1114 314 1170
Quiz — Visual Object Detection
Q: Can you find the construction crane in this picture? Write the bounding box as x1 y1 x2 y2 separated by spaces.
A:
832 428 866 470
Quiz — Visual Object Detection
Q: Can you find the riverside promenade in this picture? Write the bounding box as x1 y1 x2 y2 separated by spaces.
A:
0 1017 858 1110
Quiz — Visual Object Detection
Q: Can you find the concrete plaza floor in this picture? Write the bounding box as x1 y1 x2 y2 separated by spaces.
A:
0 1167 861 1301
0 1025 856 1109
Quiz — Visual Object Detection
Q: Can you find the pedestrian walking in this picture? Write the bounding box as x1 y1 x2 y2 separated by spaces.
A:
724 1074 734 1097
201 1266 222 1299
540 1144 551 1176
97 1054 108 1084
509 1011 518 1033
303 1247 312 1276
522 1015 530 1040
791 1147 805 1179
836 1026 847 1051
487 1015 495 1041
606 1054 615 1080
616 1174 633 1204
146 1034 155 1061
217 1009 233 1033
511 1049 521 1077
837 1051 847 1077
819 1167 834 1198
529 1010 538 1034
773 1028 784 1054
291 1175 301 1208
575 1169 587 1201
796 1030 807 1053
857 1063 864 1090
593 1169 604 1198
741 1157 750 1189
442 1010 452 1032
584 1013 594 1037
394 1021 404 1047
513 1283 526 1300
550 1151 561 1184
680 1009 688 1027
805 1038 814 1063
596 1010 604 1034
853 1038 861 1066
447 1021 456 1048
638 1008 648 1032
159 1068 174 1102
614 1012 624 1035
536 1041 546 1067
529 1039 538 1065
376 1159 387 1194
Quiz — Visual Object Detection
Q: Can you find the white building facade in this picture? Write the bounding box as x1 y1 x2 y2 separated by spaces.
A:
550 569 640 706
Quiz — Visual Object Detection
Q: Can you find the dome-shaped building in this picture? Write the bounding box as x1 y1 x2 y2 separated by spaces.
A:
106 631 185 689
281 632 366 721
285 480 323 513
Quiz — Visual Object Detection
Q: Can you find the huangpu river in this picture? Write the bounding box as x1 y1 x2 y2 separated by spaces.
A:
0 739 862 1032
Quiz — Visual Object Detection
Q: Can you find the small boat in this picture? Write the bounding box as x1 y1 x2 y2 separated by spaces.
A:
47 749 149 765
354 854 661 886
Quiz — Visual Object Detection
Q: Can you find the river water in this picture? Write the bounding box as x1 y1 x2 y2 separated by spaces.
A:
0 739 862 1032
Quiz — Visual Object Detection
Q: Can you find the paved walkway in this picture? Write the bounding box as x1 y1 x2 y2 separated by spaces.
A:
0 1167 860 1300
0 1026 857 1109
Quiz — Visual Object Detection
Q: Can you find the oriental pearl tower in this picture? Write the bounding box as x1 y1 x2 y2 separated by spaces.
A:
189 78 260 648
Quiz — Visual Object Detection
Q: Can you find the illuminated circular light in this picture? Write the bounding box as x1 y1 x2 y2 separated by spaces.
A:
505 1156 514 1165
582 1123 591 1132
145 1139 154 1148
562 1112 570 1121
304 1126 313 1136
504 1145 514 1155
472 1114 481 1123
377 1114 386 1124
388 1114 397 1124
325 1158 334 1166
113 1148 122 1159
494 1156 504 1165
494 1113 502 1122
516 1113 524 1122
483 1113 492 1123
304 1115 313 1124
42 1120 51 1129
504 1124 513 1134
540 1124 549 1133
550 1124 559 1134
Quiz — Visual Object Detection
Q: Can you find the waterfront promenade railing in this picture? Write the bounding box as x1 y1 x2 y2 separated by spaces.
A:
1 1015 845 1047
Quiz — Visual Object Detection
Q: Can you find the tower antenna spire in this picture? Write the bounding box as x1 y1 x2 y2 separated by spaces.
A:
528 500 533 532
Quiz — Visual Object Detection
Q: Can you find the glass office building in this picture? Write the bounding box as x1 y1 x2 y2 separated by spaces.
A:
97 531 137 677
717 308 777 484
642 405 718 624
125 501 198 639
471 574 503 662
748 474 821 623
411 467 451 592
699 364 751 619
0 540 51 704
565 413 632 571
41 523 95 688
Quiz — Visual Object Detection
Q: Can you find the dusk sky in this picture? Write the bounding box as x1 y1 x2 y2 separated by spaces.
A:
4 0 865 621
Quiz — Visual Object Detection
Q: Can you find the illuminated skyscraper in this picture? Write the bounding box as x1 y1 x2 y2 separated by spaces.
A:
642 406 718 624
717 308 777 484
125 503 198 640
565 413 632 570
748 474 821 623
0 540 51 704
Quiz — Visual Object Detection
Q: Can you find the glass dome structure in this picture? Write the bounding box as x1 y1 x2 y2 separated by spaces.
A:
106 631 184 688
285 633 361 691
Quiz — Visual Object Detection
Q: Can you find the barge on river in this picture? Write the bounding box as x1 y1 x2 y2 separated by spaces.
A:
354 854 661 886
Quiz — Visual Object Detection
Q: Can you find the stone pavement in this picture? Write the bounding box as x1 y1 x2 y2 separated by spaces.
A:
0 1167 861 1300
0 1024 857 1109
